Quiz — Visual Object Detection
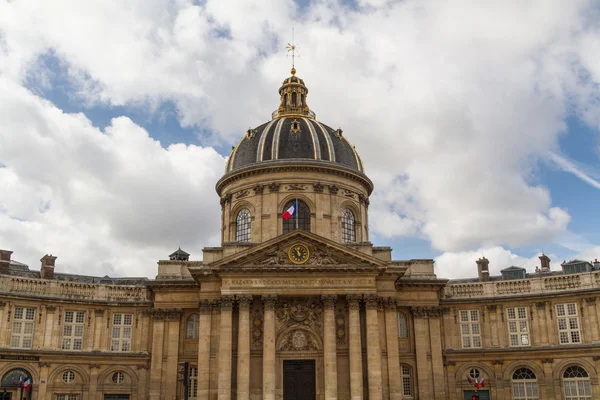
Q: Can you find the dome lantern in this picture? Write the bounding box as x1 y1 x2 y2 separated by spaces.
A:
272 68 315 120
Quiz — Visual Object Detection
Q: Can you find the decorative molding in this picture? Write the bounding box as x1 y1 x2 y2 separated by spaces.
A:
335 304 347 346
535 301 546 309
199 299 215 314
486 305 497 312
0 301 6 310
220 193 232 207
445 361 456 367
260 246 287 265
251 305 263 350
235 189 249 199
262 295 277 310
343 189 355 198
136 363 150 370
347 294 361 310
287 184 307 191
307 247 339 266
427 307 444 318
237 295 253 310
94 309 105 317
276 298 323 336
328 185 339 195
268 182 280 192
165 309 182 321
46 305 57 312
411 307 428 318
220 296 234 310
313 182 324 193
141 310 153 317
38 362 51 368
89 364 101 369
253 184 264 194
279 329 318 351
359 194 370 207
384 297 398 311
541 358 553 364
585 297 597 304
492 360 504 365
321 295 337 308
592 356 600 361
365 295 379 310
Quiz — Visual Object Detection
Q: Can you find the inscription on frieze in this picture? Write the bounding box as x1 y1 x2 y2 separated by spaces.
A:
222 277 375 287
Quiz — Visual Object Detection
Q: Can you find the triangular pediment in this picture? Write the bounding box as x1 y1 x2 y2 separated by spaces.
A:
209 231 387 269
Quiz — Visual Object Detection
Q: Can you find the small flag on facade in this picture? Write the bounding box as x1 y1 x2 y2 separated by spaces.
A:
282 202 296 220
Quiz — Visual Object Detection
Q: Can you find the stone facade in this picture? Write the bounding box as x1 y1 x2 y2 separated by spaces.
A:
1 69 599 400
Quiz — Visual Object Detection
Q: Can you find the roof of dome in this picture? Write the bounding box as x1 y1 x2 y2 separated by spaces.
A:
224 69 364 175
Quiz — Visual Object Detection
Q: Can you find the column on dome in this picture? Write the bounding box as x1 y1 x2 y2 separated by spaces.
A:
383 298 402 400
346 295 363 400
218 296 234 400
237 295 252 400
365 295 383 400
262 295 277 400
197 300 215 400
322 295 338 400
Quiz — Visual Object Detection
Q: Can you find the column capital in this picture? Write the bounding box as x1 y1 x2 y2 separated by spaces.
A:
237 295 253 310
347 294 361 310
383 297 398 311
220 295 234 310
411 306 428 318
165 308 183 321
364 294 379 310
262 295 277 310
585 297 597 304
321 294 337 308
38 362 51 368
94 308 105 316
199 299 216 314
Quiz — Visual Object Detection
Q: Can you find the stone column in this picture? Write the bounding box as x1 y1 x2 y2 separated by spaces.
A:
237 295 252 400
218 296 234 400
347 295 363 400
383 298 401 400
586 297 599 342
137 364 149 400
542 358 556 399
165 309 182 400
412 307 430 399
492 360 505 399
262 295 277 400
198 300 214 400
36 362 51 400
365 295 383 400
88 364 101 400
428 308 446 400
322 295 338 400
149 310 166 400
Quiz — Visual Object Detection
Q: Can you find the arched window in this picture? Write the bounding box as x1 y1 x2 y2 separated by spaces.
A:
563 366 592 400
186 314 200 339
512 368 539 400
236 209 252 242
397 312 408 338
341 208 356 243
401 364 413 396
283 200 310 233
291 92 297 106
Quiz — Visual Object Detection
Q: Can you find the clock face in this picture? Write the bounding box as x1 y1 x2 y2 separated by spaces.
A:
288 243 310 264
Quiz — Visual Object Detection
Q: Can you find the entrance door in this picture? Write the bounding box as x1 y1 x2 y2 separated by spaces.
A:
464 390 490 400
0 392 12 400
283 360 315 400
103 395 130 400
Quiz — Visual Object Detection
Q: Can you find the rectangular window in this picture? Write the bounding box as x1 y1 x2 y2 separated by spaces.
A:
556 303 581 344
189 366 198 400
54 395 80 400
111 313 133 352
11 306 36 349
62 311 85 351
506 306 530 346
460 310 481 348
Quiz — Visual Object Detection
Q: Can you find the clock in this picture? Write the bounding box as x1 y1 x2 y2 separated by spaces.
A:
288 243 310 264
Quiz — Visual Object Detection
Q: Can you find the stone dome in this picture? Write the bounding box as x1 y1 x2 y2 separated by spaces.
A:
224 69 364 174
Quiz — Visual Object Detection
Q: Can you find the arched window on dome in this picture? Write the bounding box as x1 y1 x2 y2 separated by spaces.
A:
282 200 310 233
511 368 539 400
291 92 297 107
236 209 252 242
562 366 591 400
186 314 199 339
341 208 356 243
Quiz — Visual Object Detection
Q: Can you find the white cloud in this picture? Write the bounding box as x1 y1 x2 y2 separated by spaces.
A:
0 78 225 277
548 151 600 190
1 1 600 276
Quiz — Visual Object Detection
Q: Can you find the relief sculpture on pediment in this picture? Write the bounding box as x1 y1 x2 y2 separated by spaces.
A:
261 246 287 265
276 298 323 336
307 247 339 265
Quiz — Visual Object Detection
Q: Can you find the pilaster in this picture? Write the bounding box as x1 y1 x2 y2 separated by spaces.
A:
347 295 363 400
149 310 166 400
428 307 446 400
383 298 401 400
262 295 277 400
586 297 599 342
411 307 431 399
365 295 383 400
37 362 51 400
198 299 215 400
218 296 234 400
165 309 182 400
322 295 338 400
237 295 252 400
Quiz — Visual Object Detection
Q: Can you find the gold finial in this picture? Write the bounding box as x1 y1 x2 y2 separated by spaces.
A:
286 28 299 74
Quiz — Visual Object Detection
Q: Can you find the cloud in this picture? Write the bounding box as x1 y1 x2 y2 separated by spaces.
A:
1 1 600 276
0 78 225 277
548 151 600 190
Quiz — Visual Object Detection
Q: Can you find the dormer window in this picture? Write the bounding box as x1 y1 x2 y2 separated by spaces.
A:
290 120 301 133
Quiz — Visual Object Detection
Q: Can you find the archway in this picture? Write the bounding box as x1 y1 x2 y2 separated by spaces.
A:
1 368 33 399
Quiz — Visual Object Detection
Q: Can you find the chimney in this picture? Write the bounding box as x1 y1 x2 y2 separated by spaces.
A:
0 249 13 275
594 258 600 270
476 257 490 282
40 254 57 279
539 254 551 273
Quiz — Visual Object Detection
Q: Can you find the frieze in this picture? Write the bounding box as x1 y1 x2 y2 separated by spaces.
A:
268 182 280 192
287 184 307 191
222 277 375 288
165 309 183 321
276 298 323 336
220 193 232 207
136 363 150 370
486 305 497 312
235 189 249 199
541 358 553 364
46 305 57 312
343 189 355 198
89 364 101 369
359 194 370 207
492 360 504 365
383 297 398 311
313 182 325 193
253 184 264 194
279 329 318 351
411 307 429 318
535 301 546 309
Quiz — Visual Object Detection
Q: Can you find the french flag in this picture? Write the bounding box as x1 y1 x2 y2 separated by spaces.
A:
480 376 485 388
24 377 31 390
282 202 296 220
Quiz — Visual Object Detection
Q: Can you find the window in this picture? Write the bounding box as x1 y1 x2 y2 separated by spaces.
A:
235 209 252 242
401 364 412 396
111 313 132 352
62 311 85 351
341 208 356 243
112 372 125 384
54 395 79 400
62 371 76 383
562 366 591 400
460 310 481 348
282 200 310 233
468 368 481 380
11 306 35 349
507 307 530 346
512 368 539 400
189 366 198 400
556 303 581 344
397 312 408 338
186 314 200 339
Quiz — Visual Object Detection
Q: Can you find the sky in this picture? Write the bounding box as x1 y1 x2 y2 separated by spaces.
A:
1 0 600 279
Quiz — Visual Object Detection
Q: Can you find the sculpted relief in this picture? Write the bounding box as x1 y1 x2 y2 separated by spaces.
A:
276 298 323 336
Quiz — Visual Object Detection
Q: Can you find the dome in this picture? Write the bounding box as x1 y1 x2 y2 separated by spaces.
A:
224 69 364 174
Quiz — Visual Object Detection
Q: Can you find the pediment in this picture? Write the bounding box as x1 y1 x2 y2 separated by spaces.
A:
210 231 387 269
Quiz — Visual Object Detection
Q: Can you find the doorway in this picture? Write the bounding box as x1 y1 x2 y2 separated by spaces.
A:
283 360 315 400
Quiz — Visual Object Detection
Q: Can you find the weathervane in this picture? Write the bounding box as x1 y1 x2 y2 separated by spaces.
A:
286 28 299 74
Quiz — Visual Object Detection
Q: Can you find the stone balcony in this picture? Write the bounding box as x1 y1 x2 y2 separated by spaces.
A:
443 270 600 299
0 275 150 302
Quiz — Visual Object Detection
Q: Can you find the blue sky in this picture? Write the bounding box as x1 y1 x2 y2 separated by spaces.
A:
1 0 599 278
